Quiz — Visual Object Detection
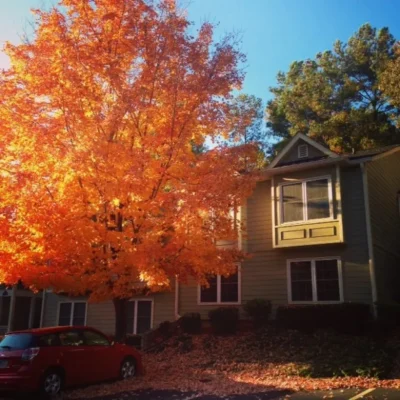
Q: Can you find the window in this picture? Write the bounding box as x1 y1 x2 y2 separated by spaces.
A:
281 177 332 223
59 330 84 346
199 266 240 304
58 302 87 326
288 258 343 303
83 330 110 346
298 144 309 158
126 300 152 335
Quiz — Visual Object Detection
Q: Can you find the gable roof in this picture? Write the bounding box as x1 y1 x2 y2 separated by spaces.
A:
268 133 339 169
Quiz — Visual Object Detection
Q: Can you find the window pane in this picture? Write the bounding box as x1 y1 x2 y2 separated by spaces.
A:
221 270 239 303
83 330 110 346
72 303 86 326
200 276 218 303
291 261 313 301
306 179 330 220
316 259 340 301
282 183 303 223
126 301 135 335
136 301 152 334
38 334 60 347
59 330 84 346
58 303 72 326
0 297 11 326
0 333 33 350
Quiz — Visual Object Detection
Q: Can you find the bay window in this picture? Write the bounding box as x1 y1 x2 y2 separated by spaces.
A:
281 177 332 224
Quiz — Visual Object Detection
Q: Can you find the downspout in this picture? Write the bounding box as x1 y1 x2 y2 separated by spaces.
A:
40 289 46 328
174 276 180 320
361 162 378 318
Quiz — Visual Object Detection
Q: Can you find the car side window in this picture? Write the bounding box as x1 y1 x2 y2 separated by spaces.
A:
37 334 61 347
59 330 84 346
83 330 110 346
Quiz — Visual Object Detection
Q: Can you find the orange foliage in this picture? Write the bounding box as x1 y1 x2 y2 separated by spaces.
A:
0 0 258 300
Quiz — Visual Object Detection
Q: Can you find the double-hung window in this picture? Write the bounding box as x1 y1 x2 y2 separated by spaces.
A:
199 266 240 304
58 302 87 326
281 177 332 224
287 258 343 303
126 300 153 335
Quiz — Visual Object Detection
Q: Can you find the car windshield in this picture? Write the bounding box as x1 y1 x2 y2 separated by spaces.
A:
0 334 34 350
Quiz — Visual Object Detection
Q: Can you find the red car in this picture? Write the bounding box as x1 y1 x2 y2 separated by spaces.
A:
0 326 143 396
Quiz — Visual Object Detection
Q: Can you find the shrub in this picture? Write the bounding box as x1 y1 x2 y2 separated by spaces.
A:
209 307 239 335
243 299 271 328
276 303 371 335
376 302 400 328
158 321 173 338
180 312 202 334
125 334 142 347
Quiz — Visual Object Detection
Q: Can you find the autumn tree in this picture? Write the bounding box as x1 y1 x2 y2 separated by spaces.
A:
266 24 400 154
0 0 258 340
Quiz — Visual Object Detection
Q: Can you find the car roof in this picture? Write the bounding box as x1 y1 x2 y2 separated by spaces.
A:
7 326 94 335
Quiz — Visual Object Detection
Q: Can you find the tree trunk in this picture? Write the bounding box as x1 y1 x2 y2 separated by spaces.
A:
113 297 128 343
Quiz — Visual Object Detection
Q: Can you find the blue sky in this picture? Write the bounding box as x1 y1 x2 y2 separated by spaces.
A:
1 0 399 104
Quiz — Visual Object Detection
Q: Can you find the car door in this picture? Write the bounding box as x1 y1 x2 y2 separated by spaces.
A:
58 329 88 386
81 329 117 382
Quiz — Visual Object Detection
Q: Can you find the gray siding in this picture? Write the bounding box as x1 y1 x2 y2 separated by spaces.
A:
276 139 327 166
367 151 400 302
178 164 372 318
43 284 176 335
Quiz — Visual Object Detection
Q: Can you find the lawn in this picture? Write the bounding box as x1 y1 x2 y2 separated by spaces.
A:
66 327 400 399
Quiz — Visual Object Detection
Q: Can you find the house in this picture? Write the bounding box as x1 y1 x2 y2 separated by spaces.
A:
2 133 400 336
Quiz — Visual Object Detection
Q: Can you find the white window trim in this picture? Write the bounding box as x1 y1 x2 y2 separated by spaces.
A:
127 298 154 335
57 301 88 326
198 264 241 306
287 257 344 304
279 175 334 226
298 144 309 158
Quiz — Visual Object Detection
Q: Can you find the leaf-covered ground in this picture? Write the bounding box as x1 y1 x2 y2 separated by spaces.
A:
66 328 400 399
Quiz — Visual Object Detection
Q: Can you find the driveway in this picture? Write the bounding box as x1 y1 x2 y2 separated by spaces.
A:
70 388 400 400
1 387 399 399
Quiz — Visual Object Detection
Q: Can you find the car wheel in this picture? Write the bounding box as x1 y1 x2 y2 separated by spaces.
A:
41 369 63 397
120 357 136 380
